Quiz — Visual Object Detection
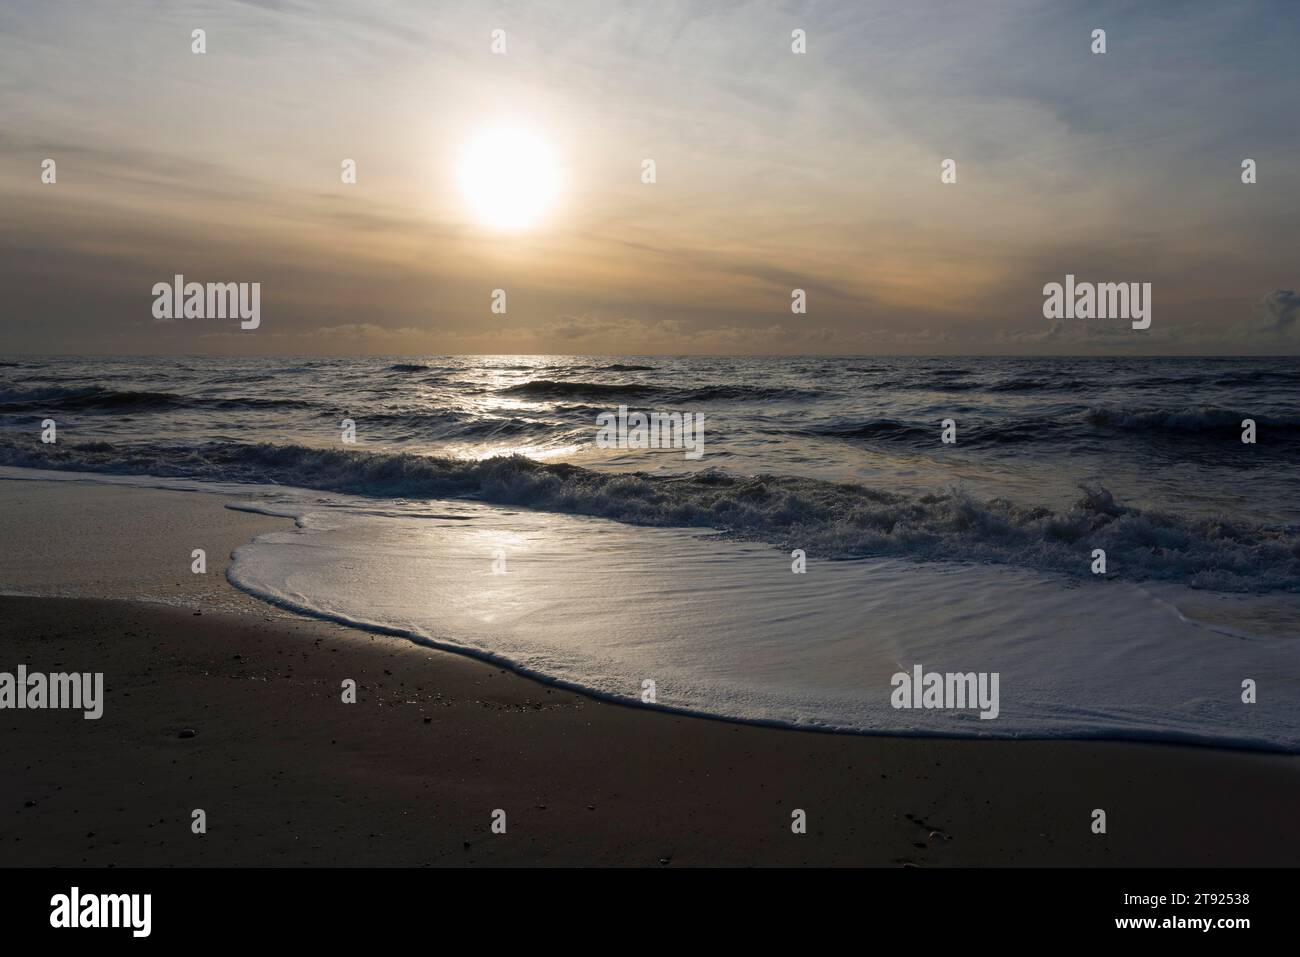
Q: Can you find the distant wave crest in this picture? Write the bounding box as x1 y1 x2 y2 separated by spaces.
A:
1085 405 1300 434
498 380 822 402
0 385 312 413
497 380 656 399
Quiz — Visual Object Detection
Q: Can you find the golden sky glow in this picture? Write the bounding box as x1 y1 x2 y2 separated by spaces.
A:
1 0 1298 355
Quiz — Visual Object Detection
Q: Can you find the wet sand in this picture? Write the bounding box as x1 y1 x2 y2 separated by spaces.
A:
0 477 1296 866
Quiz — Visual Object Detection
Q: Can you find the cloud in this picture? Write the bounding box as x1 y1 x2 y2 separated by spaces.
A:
1257 289 1300 334
3 1 1300 356
513 314 837 351
310 323 428 341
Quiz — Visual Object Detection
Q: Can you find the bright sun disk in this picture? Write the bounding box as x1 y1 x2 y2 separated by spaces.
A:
458 127 559 230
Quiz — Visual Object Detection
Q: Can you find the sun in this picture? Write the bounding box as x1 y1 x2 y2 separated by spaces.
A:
458 127 559 230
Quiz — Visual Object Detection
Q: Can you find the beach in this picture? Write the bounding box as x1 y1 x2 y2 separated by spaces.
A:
4 0 1300 918
1 478 1296 867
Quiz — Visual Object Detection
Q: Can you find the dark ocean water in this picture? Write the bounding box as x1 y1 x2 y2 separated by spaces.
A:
1 354 1298 593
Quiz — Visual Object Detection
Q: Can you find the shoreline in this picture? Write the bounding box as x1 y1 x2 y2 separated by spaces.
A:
0 476 1297 866
3 593 1297 867
215 581 1300 755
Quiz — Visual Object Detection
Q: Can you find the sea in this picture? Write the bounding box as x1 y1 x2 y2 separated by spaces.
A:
1 354 1297 750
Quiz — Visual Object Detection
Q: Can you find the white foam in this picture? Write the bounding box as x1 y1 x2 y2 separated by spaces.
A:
227 494 1300 751
5 465 1296 749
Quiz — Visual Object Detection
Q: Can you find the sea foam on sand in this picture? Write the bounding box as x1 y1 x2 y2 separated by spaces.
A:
3 465 1295 750
224 494 1300 751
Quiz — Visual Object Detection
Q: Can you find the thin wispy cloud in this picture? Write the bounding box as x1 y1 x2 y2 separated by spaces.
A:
1 0 1297 354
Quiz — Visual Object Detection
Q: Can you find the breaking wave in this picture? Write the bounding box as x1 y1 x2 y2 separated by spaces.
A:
2 435 1296 593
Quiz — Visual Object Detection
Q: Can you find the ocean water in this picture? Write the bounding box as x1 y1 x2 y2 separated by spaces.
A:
1 355 1298 749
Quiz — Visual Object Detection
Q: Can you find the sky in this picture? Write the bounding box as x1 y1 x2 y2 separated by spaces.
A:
1 0 1298 356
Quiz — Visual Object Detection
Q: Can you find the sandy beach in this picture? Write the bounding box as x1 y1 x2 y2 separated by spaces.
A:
0 477 1295 867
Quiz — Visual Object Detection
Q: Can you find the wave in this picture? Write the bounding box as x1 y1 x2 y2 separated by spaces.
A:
1118 375 1216 388
497 379 658 399
672 384 824 402
497 380 825 403
2 436 1296 593
1085 406 1300 435
496 374 821 403
803 407 1300 451
1213 370 1300 387
987 377 1093 393
307 405 570 442
806 416 1043 448
557 363 658 372
827 376 1095 394
805 418 934 443
0 385 313 414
